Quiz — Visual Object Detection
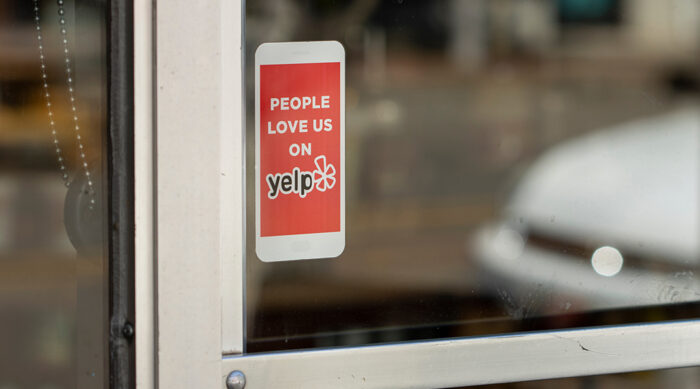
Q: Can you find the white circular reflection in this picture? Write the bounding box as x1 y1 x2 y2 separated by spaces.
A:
591 246 623 277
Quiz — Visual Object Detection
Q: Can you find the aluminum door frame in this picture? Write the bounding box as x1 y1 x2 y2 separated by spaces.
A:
135 1 700 387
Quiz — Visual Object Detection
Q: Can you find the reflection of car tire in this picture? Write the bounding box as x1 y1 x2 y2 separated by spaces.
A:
64 172 102 255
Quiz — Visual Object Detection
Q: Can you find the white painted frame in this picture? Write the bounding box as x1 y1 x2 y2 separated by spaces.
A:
134 0 155 387
138 0 245 386
138 1 700 388
221 321 700 388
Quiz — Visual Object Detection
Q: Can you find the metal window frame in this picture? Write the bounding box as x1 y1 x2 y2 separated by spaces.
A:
109 0 135 387
135 1 700 388
134 0 155 387
221 320 700 388
136 0 245 387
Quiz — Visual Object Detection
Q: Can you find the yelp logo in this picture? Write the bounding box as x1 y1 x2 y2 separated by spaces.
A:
266 155 336 199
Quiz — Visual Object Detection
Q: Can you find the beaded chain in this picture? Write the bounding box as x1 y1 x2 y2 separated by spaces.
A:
33 0 95 210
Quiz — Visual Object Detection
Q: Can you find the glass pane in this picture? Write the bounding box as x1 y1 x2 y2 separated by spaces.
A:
0 0 108 387
246 0 700 352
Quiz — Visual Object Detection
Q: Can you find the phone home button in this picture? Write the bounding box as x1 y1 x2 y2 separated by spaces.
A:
291 240 310 252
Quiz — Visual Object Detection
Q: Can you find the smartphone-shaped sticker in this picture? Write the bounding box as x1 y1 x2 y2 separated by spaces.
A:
255 41 345 262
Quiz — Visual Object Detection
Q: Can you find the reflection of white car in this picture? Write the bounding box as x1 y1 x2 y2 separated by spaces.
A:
475 109 700 314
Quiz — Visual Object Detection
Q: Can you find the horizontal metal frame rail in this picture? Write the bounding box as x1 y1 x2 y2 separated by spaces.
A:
223 320 700 388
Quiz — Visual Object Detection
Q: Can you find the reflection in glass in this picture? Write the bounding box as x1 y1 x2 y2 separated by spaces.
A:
0 0 108 387
246 0 700 353
591 246 624 277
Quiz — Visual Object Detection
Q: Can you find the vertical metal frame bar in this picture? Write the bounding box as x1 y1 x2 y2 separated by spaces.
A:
220 0 245 356
108 0 135 387
152 0 244 386
138 0 243 386
134 0 155 387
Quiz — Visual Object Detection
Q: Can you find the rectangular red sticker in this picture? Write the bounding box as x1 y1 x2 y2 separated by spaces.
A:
255 41 345 262
260 62 340 236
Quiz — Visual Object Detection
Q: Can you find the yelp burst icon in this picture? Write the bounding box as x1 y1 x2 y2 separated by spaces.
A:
313 155 336 192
